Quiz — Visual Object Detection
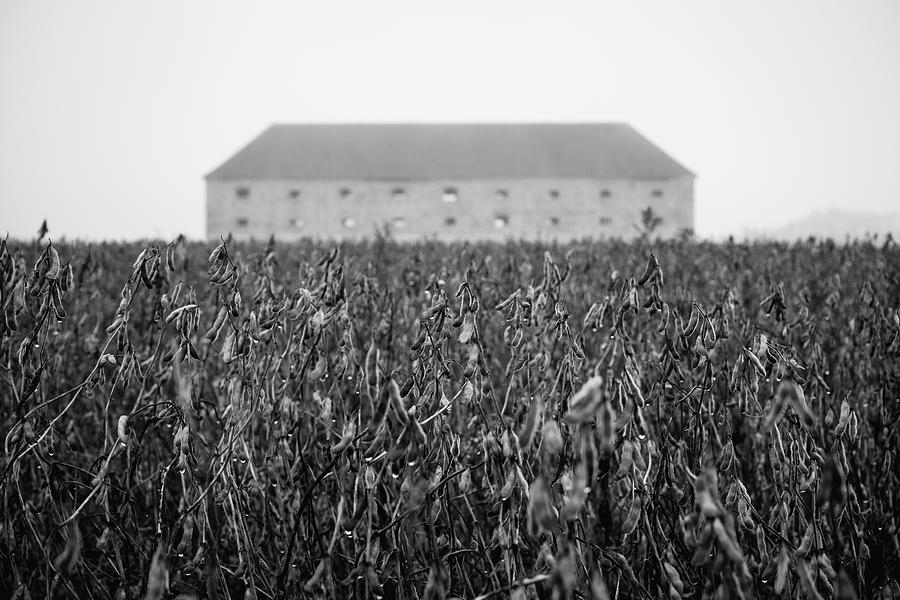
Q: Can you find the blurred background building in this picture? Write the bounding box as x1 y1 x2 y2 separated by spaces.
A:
205 123 694 241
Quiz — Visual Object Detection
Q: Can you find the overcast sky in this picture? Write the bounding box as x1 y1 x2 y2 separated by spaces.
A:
2 0 899 241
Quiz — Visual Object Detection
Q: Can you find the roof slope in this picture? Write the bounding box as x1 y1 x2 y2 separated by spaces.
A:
206 123 694 181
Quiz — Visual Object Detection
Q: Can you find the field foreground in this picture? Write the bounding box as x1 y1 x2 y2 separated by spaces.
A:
1 236 899 599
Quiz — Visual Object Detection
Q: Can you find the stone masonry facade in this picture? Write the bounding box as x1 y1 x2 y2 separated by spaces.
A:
206 176 694 242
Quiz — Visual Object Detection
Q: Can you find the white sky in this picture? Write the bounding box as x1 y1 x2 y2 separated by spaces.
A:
1 0 899 240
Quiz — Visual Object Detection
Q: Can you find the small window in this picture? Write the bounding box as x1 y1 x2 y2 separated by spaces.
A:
599 216 612 226
392 188 407 201
392 217 407 228
494 215 509 229
442 188 458 203
289 189 301 199
495 189 508 200
236 218 249 227
444 216 457 226
341 217 356 228
651 189 664 198
600 189 612 198
549 216 560 226
340 187 352 198
236 187 250 199
289 218 304 228
549 189 559 199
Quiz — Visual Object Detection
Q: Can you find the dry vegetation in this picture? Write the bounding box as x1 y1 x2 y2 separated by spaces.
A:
1 233 899 599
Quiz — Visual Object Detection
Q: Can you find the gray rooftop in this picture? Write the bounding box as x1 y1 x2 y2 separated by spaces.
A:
206 123 694 181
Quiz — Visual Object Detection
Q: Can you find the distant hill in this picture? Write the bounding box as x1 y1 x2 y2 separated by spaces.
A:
762 209 900 241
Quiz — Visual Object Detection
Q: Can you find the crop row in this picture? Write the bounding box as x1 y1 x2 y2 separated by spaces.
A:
1 235 898 599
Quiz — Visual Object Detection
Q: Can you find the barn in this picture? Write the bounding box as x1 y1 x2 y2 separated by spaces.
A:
205 123 694 241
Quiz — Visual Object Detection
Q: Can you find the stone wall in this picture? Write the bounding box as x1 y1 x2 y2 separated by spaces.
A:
206 176 694 241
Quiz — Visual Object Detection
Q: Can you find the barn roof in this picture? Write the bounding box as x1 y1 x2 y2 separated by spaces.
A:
206 123 694 181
